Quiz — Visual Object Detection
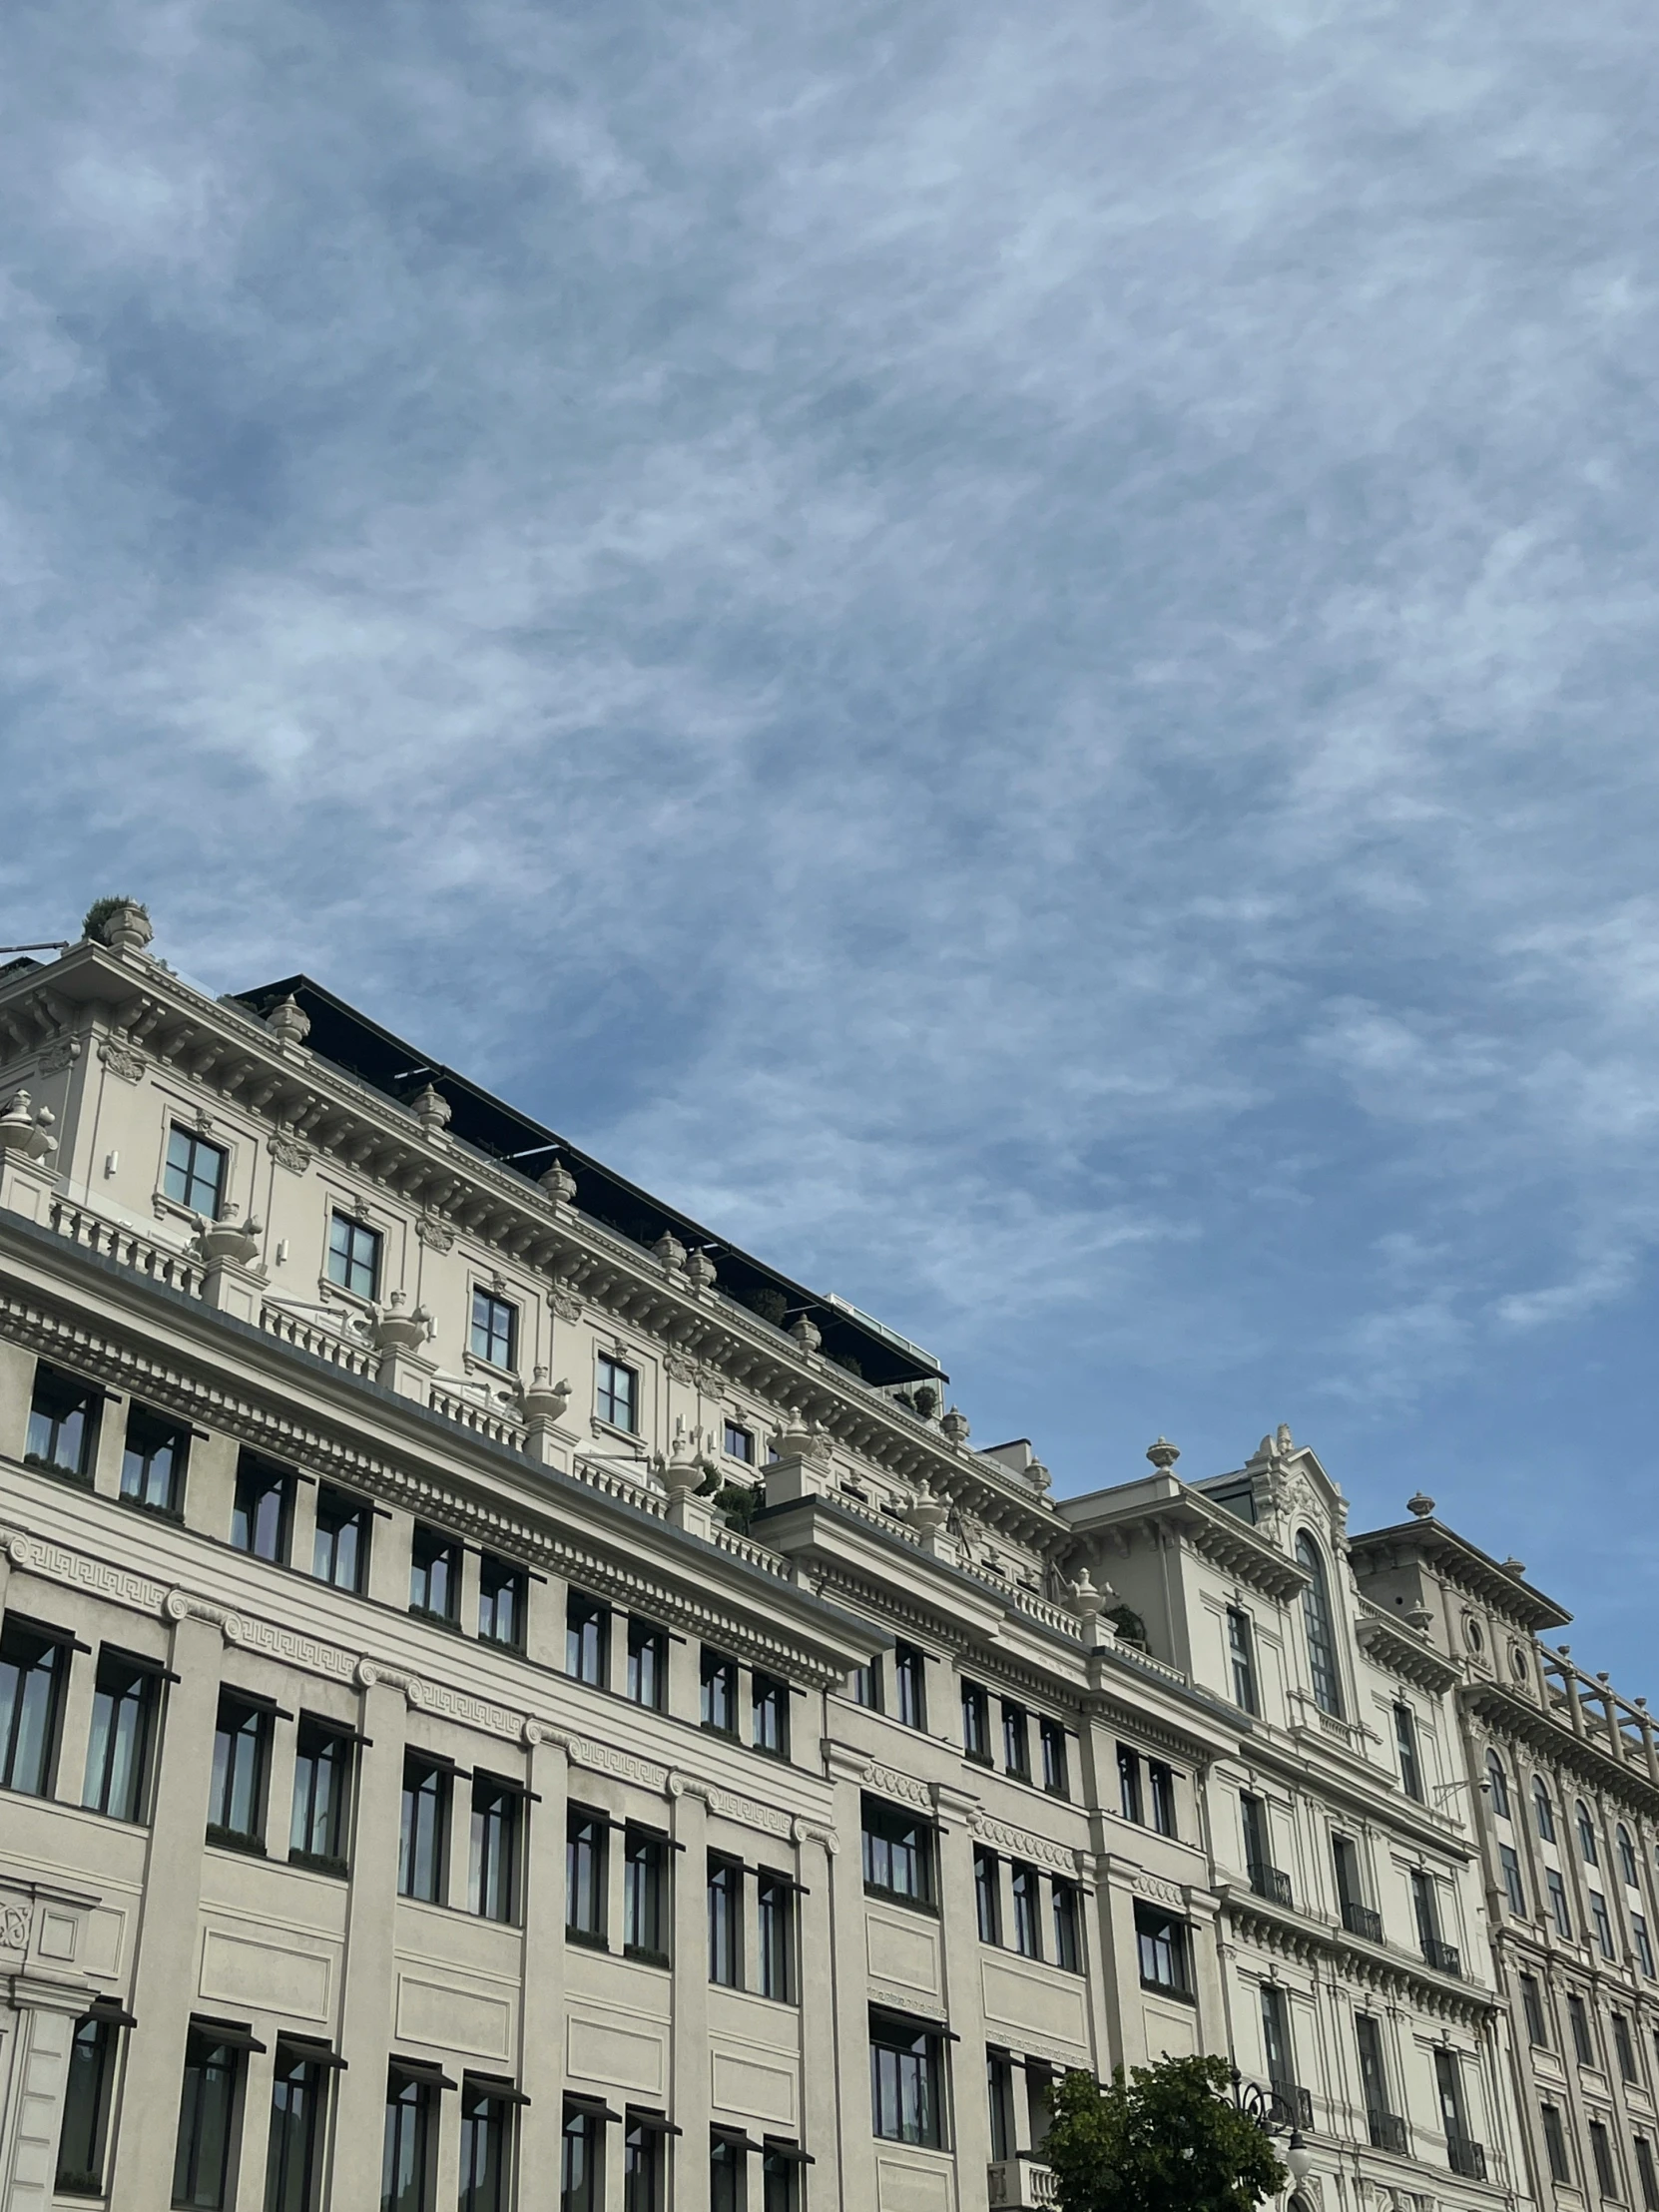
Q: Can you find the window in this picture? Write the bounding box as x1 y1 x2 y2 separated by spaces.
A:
470 1288 517 1371
709 1855 743 1986
702 1648 738 1735
627 1617 667 1709
1002 1701 1030 1781
1261 1983 1295 2092
1433 2046 1469 2146
1149 1761 1177 1837
1569 1992 1596 2066
762 2144 802 2212
1053 1880 1082 1972
1548 1870 1573 1937
1520 1973 1548 2045
1620 1826 1641 1887
625 1827 670 1963
312 1485 369 1592
1118 1746 1143 1825
1135 1903 1191 1996
1355 2014 1388 2128
208 1693 270 1849
1394 1704 1422 1802
961 1679 990 1763
409 1524 459 1623
398 1756 450 1903
26 1364 98 1481
974 1848 1001 1944
470 1776 520 1922
561 2106 602 2212
1615 2011 1640 2083
1542 2104 1572 2185
1241 1792 1271 1876
1041 1718 1070 1798
710 2134 747 2212
753 1671 790 1758
232 1452 291 1563
1227 1607 1259 1715
382 2069 437 2212
121 1404 189 1514
459 2083 511 2212
1010 1863 1041 1958
83 1650 158 1822
567 1808 607 1941
1592 1892 1617 1959
1635 1914 1655 1978
597 1356 638 1432
988 2050 1016 2163
166 1125 228 1216
851 1660 881 1711
173 2026 241 2209
1591 2119 1620 2200
1580 1800 1601 1867
1485 1751 1510 1819
862 1795 936 1909
870 2011 945 2146
289 1719 352 1873
567 1591 610 1685
1296 1531 1343 1716
267 2043 327 2212
1636 2136 1659 2212
1499 1844 1526 1917
1534 1778 1556 1841
326 1210 380 1299
1409 1870 1447 1964
478 1554 526 1648
56 2011 120 2195
893 1643 927 1730
758 1871 796 2000
624 2115 666 2212
725 1420 755 1463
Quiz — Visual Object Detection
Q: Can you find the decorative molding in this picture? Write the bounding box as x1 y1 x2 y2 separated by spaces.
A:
4 1528 170 1616
97 1038 146 1084
0 1902 31 1949
562 1735 670 1794
685 1779 794 1839
864 1760 935 1813
549 1289 583 1324
416 1213 455 1253
793 1819 839 1855
40 1040 81 1075
404 1676 520 1739
268 1131 313 1174
969 1811 1086 1876
1132 1872 1188 1910
664 1351 700 1386
223 1611 356 1681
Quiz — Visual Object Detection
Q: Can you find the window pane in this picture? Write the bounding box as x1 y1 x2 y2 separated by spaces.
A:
56 2016 117 2192
173 2033 238 2209
83 1654 155 1822
121 1405 188 1513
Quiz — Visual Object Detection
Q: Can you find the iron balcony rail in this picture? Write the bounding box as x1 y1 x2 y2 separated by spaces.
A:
1446 2134 1487 2180
1421 1936 1462 1977
1342 1901 1383 1942
1269 2083 1314 2131
1369 2110 1408 2155
1248 1863 1295 1908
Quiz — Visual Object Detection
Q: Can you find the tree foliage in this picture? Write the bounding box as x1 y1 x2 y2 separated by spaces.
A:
1044 2054 1289 2212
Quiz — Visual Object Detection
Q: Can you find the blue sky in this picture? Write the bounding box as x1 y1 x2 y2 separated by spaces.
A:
4 0 1658 1681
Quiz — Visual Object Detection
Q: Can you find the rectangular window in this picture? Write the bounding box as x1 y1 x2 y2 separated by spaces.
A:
892 1643 927 1730
1355 2013 1388 2129
624 2117 665 2212
232 1451 292 1564
567 1807 607 1942
289 1718 352 1873
166 1125 229 1217
459 2084 511 2212
870 2012 944 2147
398 1756 450 1903
1002 1702 1030 1781
1409 1869 1440 1950
758 1872 796 2001
851 1659 881 1710
862 1795 936 1910
1570 1993 1596 2067
121 1403 189 1515
383 2070 437 2212
1134 1903 1191 1996
266 2043 327 2212
710 2134 747 2212
1261 1983 1295 2092
708 1855 743 1987
0 1619 68 1798
311 1485 370 1592
1500 1844 1526 1916
1149 1761 1177 1837
1638 1916 1657 1978
988 2050 1016 2163
1053 1880 1083 1972
1394 1704 1422 1801
961 1679 990 1763
1040 1718 1069 1798
1615 2011 1640 2082
409 1524 459 1623
627 1617 667 1709
326 1210 380 1299
562 2106 603 2212
702 1648 738 1735
1636 2136 1659 2212
1592 1891 1617 1959
83 1649 158 1822
1548 1869 1573 1937
974 1847 1001 1944
625 1828 670 1963
1118 1746 1143 1825
470 1288 517 1371
1542 2104 1572 2185
724 1420 755 1463
173 2026 241 2209
753 1671 790 1758
470 1776 520 1923
1520 1973 1548 2046
567 1590 610 1685
1591 2120 1620 2200
1227 1606 1259 1714
597 1356 638 1432
208 1693 270 1849
55 2012 120 2195
26 1363 99 1481
1010 1862 1041 1959
478 1553 526 1648
762 2145 801 2212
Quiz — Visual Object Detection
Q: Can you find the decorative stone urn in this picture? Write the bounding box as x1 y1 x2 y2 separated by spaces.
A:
904 1486 949 1539
684 1247 718 1292
789 1312 822 1354
266 995 311 1051
0 1093 57 1163
939 1405 970 1445
1146 1436 1180 1474
411 1085 451 1140
96 900 153 955
521 1369 571 1426
193 1204 263 1269
538 1158 578 1207
1067 1566 1118 1645
770 1416 830 1464
368 1291 431 1354
654 1230 688 1275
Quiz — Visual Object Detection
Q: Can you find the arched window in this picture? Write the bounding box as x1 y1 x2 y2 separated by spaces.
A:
1485 1752 1511 1821
1618 1826 1639 1888
1577 1802 1599 1867
1533 1780 1555 1843
1296 1531 1343 1718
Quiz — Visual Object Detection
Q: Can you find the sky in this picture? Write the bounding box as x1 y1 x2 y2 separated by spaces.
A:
3 0 1658 1682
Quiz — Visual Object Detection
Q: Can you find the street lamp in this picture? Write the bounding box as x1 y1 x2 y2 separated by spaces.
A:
1284 2130 1313 2183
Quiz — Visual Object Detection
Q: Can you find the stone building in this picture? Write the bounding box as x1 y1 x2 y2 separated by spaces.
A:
0 902 1620 2211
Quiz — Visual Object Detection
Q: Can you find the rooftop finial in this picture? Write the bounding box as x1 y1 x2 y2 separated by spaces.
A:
266 994 310 1050
1146 1436 1180 1474
1406 1490 1435 1518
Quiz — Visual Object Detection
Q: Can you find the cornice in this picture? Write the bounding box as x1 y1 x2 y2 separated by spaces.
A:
1461 1681 1659 1822
1060 1485 1308 1606
1349 1521 1571 1634
1355 1605 1461 1696
1220 1889 1499 2025
1239 1734 1475 1861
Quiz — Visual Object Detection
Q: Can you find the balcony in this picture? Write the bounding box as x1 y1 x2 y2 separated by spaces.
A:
1342 1901 1383 1942
1420 1936 1462 1977
1269 2083 1314 2131
987 2158 1060 2208
1368 2109 1409 2155
1446 2134 1487 2181
1249 1863 1295 1908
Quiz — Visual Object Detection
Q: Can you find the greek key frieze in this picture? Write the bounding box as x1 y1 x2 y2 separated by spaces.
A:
3 1528 169 1616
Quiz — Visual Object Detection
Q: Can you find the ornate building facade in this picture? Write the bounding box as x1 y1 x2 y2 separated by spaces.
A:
0 904 1640 2211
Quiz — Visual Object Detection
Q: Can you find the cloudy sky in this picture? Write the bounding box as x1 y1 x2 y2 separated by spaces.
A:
4 0 1658 1678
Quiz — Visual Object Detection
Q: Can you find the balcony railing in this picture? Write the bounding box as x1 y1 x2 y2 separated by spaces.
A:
1248 1863 1295 1908
1369 2109 1408 2155
1342 1901 1383 1942
1446 2133 1487 2180
1420 1936 1462 1977
987 2159 1060 2208
1269 2083 1314 2131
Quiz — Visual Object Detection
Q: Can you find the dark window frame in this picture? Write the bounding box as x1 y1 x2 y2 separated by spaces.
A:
289 1717 353 1874
326 1210 381 1300
120 1403 190 1517
861 1795 937 1913
165 1125 228 1219
1134 1903 1192 1997
207 1692 271 1852
596 1356 638 1433
398 1755 451 1904
231 1451 292 1565
469 1287 518 1373
83 1649 159 1823
26 1363 100 1483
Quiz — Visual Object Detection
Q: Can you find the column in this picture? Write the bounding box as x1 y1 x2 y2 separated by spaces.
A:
934 1782 991 2188
89 1391 126 1500
796 1830 840 2201
828 1766 877 2209
515 1731 570 2187
0 1981 94 2212
670 1788 710 2206
182 1432 239 1543
328 1675 409 2206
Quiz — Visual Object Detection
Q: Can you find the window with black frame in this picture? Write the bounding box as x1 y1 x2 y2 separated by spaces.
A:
289 1718 353 1874
266 2040 330 2212
624 2111 673 2212
172 2024 247 2210
478 1554 526 1648
1134 1902 1191 1996
1010 1863 1041 1959
1040 1717 1069 1798
459 2081 512 2212
1635 2133 1659 2212
758 1872 796 2001
470 1776 521 1923
702 1648 738 1736
231 1451 292 1564
567 1807 608 1943
1001 1701 1030 1781
851 1658 882 1712
1149 1761 1177 1837
1393 1704 1423 1801
625 1828 670 1963
869 2010 945 2147
25 1364 99 1481
628 1617 667 1709
311 1486 370 1593
988 2050 1016 2162
1591 2120 1621 2200
326 1210 381 1299
382 2068 438 2212
1499 1844 1526 1917
893 1643 927 1731
1 1618 68 1797
709 1855 743 1987
83 1649 160 1822
596 1355 638 1432
762 2141 804 2212
470 1288 518 1372
861 1795 935 1910
568 1591 610 1685
55 2007 124 2196
1548 1869 1573 1938
752 1672 790 1758
1227 1606 1259 1714
1296 1531 1344 1717
208 1693 270 1851
120 1403 189 1515
1569 1992 1595 2066
1052 1880 1083 1972
724 1419 755 1464
409 1524 459 1623
1520 1973 1548 2046
399 1756 451 1903
561 2104 603 2212
961 1678 990 1764
165 1125 228 1217
710 2132 747 2212
974 1847 1001 1944
1542 2103 1572 2185
1118 1746 1143 1825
